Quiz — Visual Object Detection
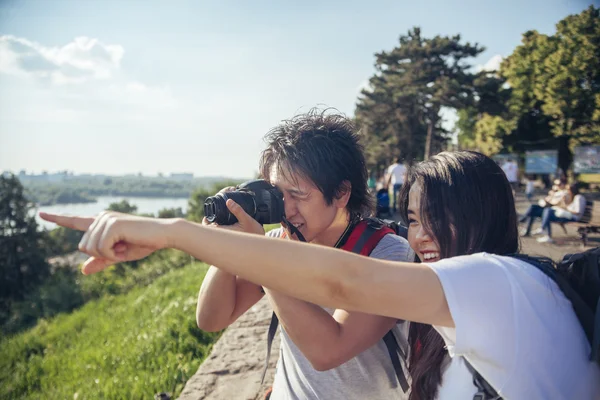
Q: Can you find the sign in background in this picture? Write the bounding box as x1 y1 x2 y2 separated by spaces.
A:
574 146 600 174
525 150 558 174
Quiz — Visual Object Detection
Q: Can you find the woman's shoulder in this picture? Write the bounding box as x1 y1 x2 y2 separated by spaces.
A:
430 253 554 285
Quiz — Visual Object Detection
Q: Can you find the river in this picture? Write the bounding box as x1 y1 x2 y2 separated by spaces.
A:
35 196 190 230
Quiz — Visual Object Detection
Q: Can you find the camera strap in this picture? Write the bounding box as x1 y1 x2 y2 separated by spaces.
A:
280 216 307 243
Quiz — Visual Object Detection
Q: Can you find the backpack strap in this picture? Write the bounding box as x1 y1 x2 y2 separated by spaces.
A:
261 312 280 384
341 218 396 255
463 358 502 400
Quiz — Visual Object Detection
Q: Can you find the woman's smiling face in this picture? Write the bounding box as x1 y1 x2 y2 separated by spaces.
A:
407 183 441 263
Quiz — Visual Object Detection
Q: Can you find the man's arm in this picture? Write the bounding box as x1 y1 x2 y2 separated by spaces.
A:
264 235 412 371
196 266 264 332
265 289 396 371
195 201 268 332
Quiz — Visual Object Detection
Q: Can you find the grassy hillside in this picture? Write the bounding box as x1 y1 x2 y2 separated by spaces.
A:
0 262 220 400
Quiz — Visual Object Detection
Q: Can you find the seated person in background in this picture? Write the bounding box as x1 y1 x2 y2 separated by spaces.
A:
519 178 567 237
536 183 587 243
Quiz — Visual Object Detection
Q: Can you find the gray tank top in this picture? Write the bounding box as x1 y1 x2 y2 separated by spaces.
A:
267 228 414 400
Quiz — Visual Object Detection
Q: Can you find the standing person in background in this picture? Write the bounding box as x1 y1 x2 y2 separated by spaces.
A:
367 171 377 193
502 158 519 194
386 158 407 214
525 175 535 203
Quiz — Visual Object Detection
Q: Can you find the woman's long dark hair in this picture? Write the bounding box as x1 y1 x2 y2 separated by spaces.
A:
398 151 520 400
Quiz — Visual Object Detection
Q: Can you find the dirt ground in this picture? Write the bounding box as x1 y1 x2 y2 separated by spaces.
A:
177 192 599 400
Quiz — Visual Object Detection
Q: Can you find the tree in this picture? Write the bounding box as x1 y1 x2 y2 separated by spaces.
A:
107 199 138 214
45 226 84 256
456 71 511 152
0 175 50 306
538 5 600 149
157 207 185 219
460 7 600 171
356 27 484 164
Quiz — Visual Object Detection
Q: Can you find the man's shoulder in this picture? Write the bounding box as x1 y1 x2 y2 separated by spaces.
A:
266 226 285 238
370 232 414 262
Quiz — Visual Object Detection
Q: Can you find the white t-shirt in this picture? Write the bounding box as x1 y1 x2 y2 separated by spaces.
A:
567 194 587 220
426 253 600 399
502 161 518 183
387 163 407 185
269 228 415 399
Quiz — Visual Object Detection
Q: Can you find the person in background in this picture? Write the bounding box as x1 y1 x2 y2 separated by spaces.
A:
385 158 407 214
525 175 535 203
519 178 568 237
501 158 519 194
536 183 587 243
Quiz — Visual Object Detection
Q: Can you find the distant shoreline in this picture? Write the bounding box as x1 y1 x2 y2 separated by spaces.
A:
35 193 192 207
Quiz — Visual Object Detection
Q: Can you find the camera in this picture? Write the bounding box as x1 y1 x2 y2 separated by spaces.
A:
203 179 285 225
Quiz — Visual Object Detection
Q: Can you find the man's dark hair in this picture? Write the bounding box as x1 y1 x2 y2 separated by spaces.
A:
259 108 374 218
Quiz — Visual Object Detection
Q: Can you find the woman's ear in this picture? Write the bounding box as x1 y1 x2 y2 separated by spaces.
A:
334 180 352 209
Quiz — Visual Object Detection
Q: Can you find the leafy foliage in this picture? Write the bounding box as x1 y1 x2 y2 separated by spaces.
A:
0 175 50 307
107 199 138 214
356 27 483 166
455 6 600 169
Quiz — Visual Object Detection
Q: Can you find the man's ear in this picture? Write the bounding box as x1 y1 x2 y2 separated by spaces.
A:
334 180 352 209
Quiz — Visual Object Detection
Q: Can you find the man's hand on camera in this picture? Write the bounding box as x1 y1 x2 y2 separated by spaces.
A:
202 186 265 235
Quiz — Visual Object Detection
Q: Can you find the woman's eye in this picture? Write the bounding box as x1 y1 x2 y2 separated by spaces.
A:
408 219 418 225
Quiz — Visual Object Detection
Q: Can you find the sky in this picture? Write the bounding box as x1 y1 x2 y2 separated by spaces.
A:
0 0 594 178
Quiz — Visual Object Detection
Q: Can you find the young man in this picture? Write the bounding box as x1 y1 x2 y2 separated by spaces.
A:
195 109 414 399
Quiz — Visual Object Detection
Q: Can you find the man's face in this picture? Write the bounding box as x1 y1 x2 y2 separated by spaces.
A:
269 164 342 243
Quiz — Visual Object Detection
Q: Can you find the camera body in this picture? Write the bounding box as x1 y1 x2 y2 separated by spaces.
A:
203 179 284 225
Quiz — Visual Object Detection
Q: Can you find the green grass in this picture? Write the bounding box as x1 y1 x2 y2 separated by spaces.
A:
0 262 221 400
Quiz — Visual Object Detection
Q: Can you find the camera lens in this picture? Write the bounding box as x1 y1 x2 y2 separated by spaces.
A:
204 191 257 225
204 195 230 224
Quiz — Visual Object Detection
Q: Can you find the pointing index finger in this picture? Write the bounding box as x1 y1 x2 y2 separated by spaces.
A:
39 212 95 232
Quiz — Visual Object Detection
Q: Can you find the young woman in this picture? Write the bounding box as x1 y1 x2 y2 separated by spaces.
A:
536 183 588 243
40 151 599 399
519 178 567 237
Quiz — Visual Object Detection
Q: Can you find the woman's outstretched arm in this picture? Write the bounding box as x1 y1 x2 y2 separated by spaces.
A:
40 201 453 327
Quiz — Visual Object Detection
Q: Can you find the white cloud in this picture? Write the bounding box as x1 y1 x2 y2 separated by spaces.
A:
476 54 503 73
0 35 124 85
0 34 181 124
